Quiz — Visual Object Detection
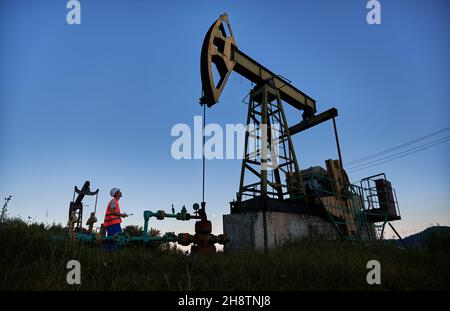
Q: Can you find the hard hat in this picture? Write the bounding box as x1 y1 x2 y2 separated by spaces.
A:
110 188 121 197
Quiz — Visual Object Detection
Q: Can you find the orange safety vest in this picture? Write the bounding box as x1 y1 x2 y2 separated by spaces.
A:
103 198 122 227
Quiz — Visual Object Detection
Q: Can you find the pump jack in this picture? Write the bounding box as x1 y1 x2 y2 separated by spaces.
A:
199 14 401 246
68 181 99 235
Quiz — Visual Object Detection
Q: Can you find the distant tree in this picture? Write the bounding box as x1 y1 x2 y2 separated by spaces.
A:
148 227 161 237
47 222 66 234
123 225 144 237
422 229 450 253
123 225 162 238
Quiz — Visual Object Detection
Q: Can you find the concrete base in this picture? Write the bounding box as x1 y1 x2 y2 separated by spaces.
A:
223 211 337 251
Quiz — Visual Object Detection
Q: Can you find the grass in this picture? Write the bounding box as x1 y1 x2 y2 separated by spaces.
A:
0 219 449 291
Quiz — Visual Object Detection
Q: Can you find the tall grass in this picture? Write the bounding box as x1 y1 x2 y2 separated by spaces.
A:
0 219 449 290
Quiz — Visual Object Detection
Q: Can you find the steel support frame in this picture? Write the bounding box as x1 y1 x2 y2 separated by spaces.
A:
237 83 303 204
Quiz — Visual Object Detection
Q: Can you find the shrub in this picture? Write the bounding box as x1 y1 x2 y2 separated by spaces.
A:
123 225 144 237
422 230 450 253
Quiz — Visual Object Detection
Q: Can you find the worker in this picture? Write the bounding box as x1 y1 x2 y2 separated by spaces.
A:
103 188 128 237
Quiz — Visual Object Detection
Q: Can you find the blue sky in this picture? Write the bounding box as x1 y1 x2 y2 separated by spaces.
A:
0 0 449 238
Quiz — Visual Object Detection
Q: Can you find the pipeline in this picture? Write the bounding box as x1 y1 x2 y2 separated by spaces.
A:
55 203 229 253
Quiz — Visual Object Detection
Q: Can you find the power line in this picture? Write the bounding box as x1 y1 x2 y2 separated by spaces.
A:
347 136 450 173
348 139 450 174
348 136 450 173
345 126 450 166
347 135 450 170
